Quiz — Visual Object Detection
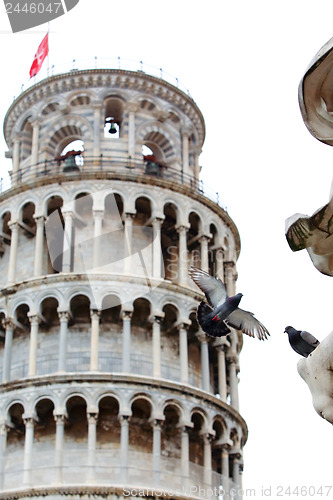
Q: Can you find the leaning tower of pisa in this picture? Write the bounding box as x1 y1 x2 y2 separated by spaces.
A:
0 64 247 499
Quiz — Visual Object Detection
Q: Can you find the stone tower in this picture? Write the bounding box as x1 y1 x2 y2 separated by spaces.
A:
0 65 246 499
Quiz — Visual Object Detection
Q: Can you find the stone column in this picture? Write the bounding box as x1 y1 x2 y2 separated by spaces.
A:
181 129 190 178
58 310 69 373
92 102 101 162
215 248 224 282
87 412 98 483
127 103 138 159
227 352 239 411
178 321 190 384
119 414 130 482
122 309 132 372
199 235 210 272
224 261 237 296
151 313 164 378
28 313 39 377
202 433 213 486
180 425 190 490
221 445 230 500
54 413 66 484
231 451 242 498
7 221 19 284
0 423 8 490
176 225 188 285
152 218 163 279
152 419 163 485
194 150 201 184
197 332 210 392
214 338 230 402
33 215 45 277
62 212 73 273
12 137 20 185
93 210 104 269
2 318 14 383
30 119 40 167
90 310 100 371
23 417 35 486
123 213 134 275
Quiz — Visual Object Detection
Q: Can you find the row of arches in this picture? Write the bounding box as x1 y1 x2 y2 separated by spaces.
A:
1 391 243 493
0 187 237 289
0 290 240 409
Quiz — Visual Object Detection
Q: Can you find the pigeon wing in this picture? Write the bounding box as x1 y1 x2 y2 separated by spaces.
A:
300 330 320 347
225 308 270 340
189 266 227 307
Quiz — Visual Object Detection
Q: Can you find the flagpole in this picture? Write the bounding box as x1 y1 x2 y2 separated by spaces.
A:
47 22 50 76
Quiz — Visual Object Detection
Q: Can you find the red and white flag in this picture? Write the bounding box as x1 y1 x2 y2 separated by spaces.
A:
29 34 49 78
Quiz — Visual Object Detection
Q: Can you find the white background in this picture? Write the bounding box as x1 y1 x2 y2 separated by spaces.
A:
0 1 333 498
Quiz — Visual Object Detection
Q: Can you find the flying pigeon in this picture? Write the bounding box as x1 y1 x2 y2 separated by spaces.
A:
188 266 270 340
284 326 320 357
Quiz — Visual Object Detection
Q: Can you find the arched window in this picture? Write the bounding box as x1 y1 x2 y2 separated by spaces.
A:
103 96 124 138
129 398 152 454
162 203 178 281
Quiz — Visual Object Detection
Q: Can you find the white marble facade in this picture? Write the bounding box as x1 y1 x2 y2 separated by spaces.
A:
0 68 245 499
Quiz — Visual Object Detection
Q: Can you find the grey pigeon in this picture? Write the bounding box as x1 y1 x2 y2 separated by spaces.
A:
284 326 320 357
189 266 270 340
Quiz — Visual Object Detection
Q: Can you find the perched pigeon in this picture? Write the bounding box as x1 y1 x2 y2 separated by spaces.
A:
188 266 270 340
284 326 320 357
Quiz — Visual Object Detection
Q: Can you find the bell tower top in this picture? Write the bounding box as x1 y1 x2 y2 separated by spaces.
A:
3 68 206 189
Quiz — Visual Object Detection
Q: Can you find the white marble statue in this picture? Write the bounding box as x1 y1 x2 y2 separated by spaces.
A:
297 332 333 425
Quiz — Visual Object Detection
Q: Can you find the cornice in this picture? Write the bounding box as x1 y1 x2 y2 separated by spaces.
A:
0 372 248 441
4 69 205 146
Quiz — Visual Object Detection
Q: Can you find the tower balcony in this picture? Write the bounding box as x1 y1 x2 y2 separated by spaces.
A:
0 155 224 209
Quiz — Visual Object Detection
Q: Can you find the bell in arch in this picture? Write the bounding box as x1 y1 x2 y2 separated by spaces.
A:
109 121 118 134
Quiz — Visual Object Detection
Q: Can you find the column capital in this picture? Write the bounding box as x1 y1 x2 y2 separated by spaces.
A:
177 422 193 433
53 413 67 424
152 215 165 225
149 311 165 324
150 417 164 429
23 416 37 426
57 309 71 322
175 224 190 233
230 448 242 460
213 438 233 450
92 209 104 218
214 337 230 350
8 220 19 230
27 312 40 325
176 318 191 331
33 214 46 223
90 309 101 319
0 421 9 435
121 308 133 320
2 317 14 330
198 233 211 243
125 102 140 113
87 412 99 424
200 431 215 443
226 350 238 364
196 331 209 343
118 413 131 423
123 211 135 221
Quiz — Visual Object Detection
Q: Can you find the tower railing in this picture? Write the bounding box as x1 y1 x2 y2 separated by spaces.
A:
15 57 193 101
1 156 226 210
